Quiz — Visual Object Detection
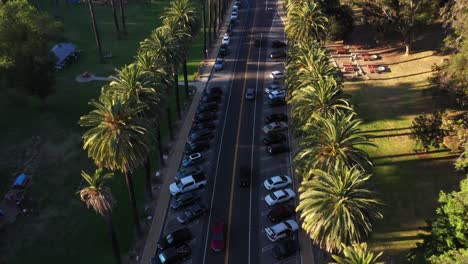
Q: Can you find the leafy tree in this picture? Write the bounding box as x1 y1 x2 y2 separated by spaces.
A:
285 0 328 43
429 248 468 264
0 0 62 100
418 177 468 261
297 163 383 252
358 0 434 55
331 243 383 264
295 112 375 172
78 168 121 264
79 96 152 236
455 143 467 172
410 111 445 150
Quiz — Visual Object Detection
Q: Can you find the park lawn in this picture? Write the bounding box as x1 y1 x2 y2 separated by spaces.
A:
344 50 464 263
0 0 204 263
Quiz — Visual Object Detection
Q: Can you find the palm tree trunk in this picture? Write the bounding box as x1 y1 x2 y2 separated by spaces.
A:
144 157 152 198
212 3 217 40
202 0 207 54
166 107 174 139
208 0 212 47
217 0 222 29
118 0 127 35
87 0 104 63
173 73 181 120
157 124 164 166
182 58 189 99
123 171 141 236
104 214 122 264
109 0 121 39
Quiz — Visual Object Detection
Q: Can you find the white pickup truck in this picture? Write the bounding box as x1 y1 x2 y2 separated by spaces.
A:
169 174 207 196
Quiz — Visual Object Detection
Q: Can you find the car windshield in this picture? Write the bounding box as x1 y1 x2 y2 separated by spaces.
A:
280 176 287 182
270 193 278 200
266 124 273 130
166 234 174 244
176 180 183 188
267 178 274 185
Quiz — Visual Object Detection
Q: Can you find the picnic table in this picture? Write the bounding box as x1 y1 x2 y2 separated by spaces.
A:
336 48 350 55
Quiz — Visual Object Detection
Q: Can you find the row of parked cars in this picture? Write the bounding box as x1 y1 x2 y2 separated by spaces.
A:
154 86 225 264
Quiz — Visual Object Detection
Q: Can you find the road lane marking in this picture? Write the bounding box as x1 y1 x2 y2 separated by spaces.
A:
261 244 276 253
261 210 270 216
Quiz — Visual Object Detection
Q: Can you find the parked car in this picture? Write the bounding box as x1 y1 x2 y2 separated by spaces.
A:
181 152 203 168
268 89 286 99
264 84 283 94
192 121 216 131
194 111 217 123
232 5 238 12
272 239 298 259
210 219 226 251
222 35 231 45
265 188 295 206
175 166 203 181
201 93 222 103
267 205 295 223
214 57 225 71
263 122 288 134
219 44 228 57
157 228 192 251
262 133 286 145
264 175 292 190
197 103 218 114
245 88 255 100
188 128 213 143
157 244 191 264
184 141 210 155
265 113 288 123
230 11 238 21
264 220 299 242
266 143 289 155
270 50 286 59
170 192 200 209
204 86 223 96
170 174 207 195
234 0 241 7
270 70 284 80
239 166 250 187
269 97 286 107
272 40 287 48
177 203 209 224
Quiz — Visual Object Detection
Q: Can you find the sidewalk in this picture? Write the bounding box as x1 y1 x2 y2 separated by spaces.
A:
139 13 233 264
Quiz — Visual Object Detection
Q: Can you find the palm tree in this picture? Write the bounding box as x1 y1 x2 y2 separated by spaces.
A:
78 168 121 264
294 112 375 172
118 0 127 35
297 163 383 253
79 95 152 236
331 243 383 264
285 0 328 43
162 0 199 98
86 0 103 62
201 0 207 55
109 0 121 39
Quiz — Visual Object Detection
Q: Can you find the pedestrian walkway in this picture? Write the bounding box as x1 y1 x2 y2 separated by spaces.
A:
139 12 234 264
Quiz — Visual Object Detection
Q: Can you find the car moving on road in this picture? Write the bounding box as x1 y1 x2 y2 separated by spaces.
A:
210 219 226 251
264 175 292 190
264 220 299 242
265 188 296 206
157 228 192 251
177 203 209 224
245 88 255 100
263 121 288 134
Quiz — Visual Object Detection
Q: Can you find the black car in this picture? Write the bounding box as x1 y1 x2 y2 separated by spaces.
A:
192 121 216 131
177 203 209 224
269 98 287 107
265 113 288 123
157 228 192 251
184 141 210 154
194 111 217 123
239 167 250 187
219 45 228 57
270 50 287 59
272 40 287 48
189 128 213 142
204 86 223 96
157 244 191 264
272 239 298 259
201 93 222 103
267 205 295 223
266 143 289 155
171 192 200 209
175 166 203 181
262 133 286 145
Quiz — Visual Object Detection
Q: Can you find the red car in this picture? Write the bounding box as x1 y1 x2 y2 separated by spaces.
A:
210 219 226 251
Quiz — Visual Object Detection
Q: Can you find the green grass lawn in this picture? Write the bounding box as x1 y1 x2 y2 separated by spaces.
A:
0 0 204 263
344 50 464 263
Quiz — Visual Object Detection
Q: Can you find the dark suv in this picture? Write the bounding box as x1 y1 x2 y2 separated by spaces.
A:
239 167 251 187
157 228 192 251
189 128 213 143
157 244 191 264
266 143 289 155
267 205 295 223
272 239 298 259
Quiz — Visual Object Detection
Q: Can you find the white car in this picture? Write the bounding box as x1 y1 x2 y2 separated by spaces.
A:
233 5 238 12
268 90 286 99
265 220 299 242
264 175 292 190
222 35 231 45
270 70 284 80
231 11 238 20
265 188 295 206
214 57 224 71
264 84 283 94
263 122 288 134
